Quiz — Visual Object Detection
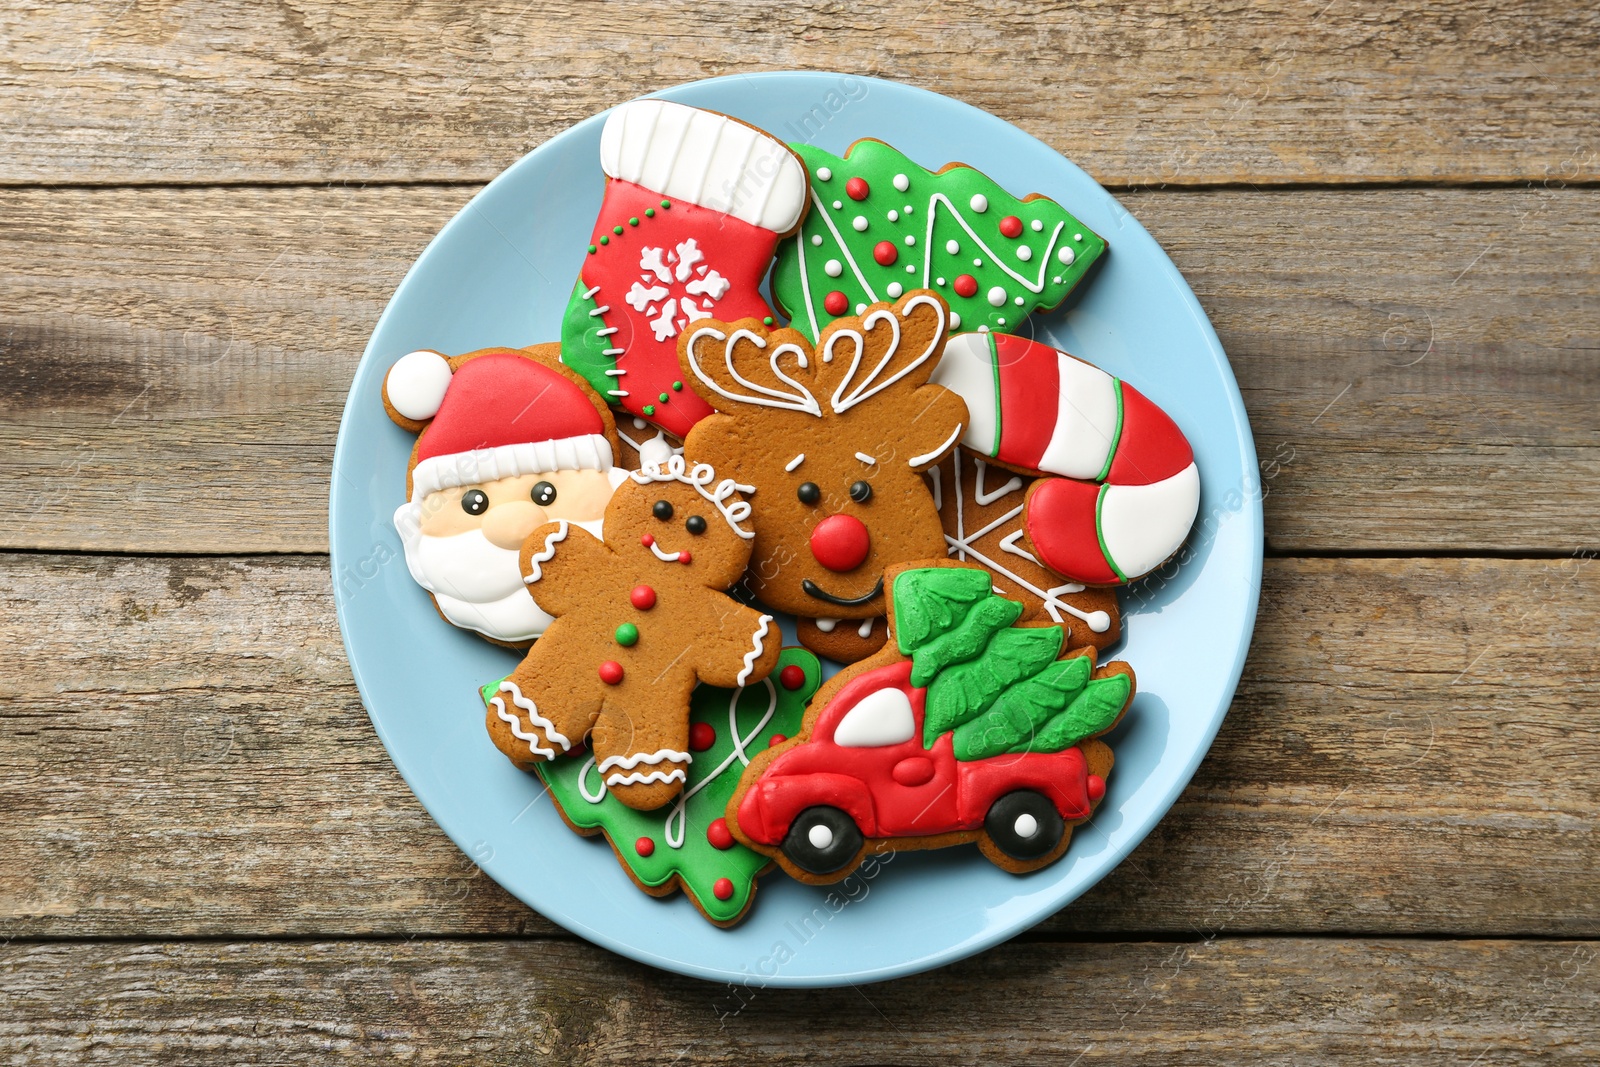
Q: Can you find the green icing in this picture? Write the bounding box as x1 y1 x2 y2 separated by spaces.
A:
1008 671 1132 756
908 595 1023 689
559 275 621 405
892 566 993 653
954 653 1091 760
922 625 1064 746
771 140 1109 342
480 648 820 925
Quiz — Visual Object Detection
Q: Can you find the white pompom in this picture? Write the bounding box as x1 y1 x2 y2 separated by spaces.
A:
385 350 453 422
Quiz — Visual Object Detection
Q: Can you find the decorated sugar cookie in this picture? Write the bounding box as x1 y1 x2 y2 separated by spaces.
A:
677 290 969 664
726 561 1131 884
485 455 781 811
770 139 1107 342
383 345 629 645
562 99 809 438
485 649 820 926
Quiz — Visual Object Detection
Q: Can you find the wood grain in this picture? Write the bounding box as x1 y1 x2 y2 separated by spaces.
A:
3 553 1595 939
2 183 1595 554
1 1 1596 187
1 938 1595 1064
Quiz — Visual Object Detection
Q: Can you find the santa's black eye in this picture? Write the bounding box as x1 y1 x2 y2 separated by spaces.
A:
461 489 489 516
685 515 708 535
531 481 557 507
797 482 821 505
849 480 873 503
652 499 675 520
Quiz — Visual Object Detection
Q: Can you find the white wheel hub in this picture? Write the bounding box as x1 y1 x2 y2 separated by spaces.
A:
1013 813 1039 838
808 823 835 850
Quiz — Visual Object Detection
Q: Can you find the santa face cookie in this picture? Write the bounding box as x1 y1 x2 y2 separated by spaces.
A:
770 139 1107 342
677 290 968 662
562 99 809 439
383 345 630 644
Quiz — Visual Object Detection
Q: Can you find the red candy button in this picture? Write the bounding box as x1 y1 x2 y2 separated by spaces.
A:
640 533 655 546
630 584 656 610
712 877 735 901
678 550 692 564
873 240 898 266
768 734 787 747
1087 774 1106 802
845 176 869 201
598 660 624 685
635 836 655 857
999 215 1024 238
953 274 979 298
689 722 716 751
808 513 871 572
823 290 849 316
778 664 807 690
707 818 735 850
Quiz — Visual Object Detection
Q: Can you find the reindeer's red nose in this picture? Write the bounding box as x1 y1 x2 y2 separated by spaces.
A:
809 514 871 572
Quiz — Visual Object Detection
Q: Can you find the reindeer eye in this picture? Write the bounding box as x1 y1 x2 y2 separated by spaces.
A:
849 480 873 503
685 515 708 535
531 481 557 507
461 489 489 516
652 499 675 520
797 482 821 506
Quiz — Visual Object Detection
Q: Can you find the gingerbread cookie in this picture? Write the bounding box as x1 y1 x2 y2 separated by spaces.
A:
726 560 1133 885
770 139 1107 342
383 345 628 645
932 331 1200 585
485 455 782 811
677 290 969 664
483 648 819 926
561 99 809 438
927 446 1121 652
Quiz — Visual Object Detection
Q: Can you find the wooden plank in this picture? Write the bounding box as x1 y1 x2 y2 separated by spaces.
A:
2 184 1596 554
1 1 1596 186
2 554 1595 939
0 938 1595 1064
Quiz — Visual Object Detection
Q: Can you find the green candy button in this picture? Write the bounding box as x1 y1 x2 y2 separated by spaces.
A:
615 623 639 647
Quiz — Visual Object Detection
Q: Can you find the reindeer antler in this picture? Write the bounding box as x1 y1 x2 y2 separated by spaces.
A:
816 292 948 414
682 322 823 417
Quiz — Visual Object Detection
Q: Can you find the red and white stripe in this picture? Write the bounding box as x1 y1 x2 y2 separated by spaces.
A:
932 332 1200 585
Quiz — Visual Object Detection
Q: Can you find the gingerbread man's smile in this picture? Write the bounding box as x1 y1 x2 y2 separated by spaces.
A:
640 532 692 565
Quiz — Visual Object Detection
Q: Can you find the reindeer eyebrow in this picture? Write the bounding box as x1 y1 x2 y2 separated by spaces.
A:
854 451 878 465
785 453 806 472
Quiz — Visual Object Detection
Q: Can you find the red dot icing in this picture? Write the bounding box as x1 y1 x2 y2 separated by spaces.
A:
598 660 624 685
845 176 869 201
999 215 1024 238
707 818 735 850
778 664 806 690
713 877 735 901
873 240 898 267
639 533 655 547
635 836 655 857
768 734 787 747
678 549 692 564
953 274 978 298
823 290 849 316
1087 774 1106 801
630 584 657 610
689 722 716 751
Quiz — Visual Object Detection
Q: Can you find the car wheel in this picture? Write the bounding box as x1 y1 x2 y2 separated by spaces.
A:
780 806 864 876
984 790 1065 860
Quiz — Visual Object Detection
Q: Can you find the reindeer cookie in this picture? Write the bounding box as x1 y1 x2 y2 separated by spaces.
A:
485 456 782 811
677 290 970 663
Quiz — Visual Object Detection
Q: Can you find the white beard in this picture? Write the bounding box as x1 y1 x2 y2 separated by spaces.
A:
394 506 604 642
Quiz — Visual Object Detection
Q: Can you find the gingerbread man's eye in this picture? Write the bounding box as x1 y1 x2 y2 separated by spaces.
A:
797 482 821 506
685 515 707 535
461 489 489 515
531 481 557 507
652 499 675 520
849 480 873 503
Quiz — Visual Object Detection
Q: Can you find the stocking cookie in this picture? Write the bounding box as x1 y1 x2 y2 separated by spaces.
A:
383 345 629 645
770 139 1107 341
485 455 782 810
562 99 809 439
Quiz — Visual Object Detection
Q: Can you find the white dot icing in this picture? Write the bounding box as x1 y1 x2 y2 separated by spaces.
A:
893 173 909 191
973 259 983 267
832 200 843 210
886 281 903 297
987 286 1007 307
904 235 916 246
970 194 989 212
853 216 869 232
905 264 916 273
1058 247 1076 265
811 234 823 246
855 303 866 314
978 324 990 333
1074 233 1083 241
1014 296 1025 306
824 259 843 277
1031 219 1043 231
946 239 960 254
887 209 899 222
1017 246 1032 261
949 312 961 328
903 205 913 214
817 167 832 181
935 277 946 286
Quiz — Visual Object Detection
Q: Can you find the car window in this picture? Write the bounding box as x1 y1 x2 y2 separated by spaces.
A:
832 687 916 747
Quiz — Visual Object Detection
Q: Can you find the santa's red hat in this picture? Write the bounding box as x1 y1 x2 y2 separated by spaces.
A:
385 350 615 503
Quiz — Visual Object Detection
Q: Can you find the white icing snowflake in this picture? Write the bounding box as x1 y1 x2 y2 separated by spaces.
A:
628 238 729 342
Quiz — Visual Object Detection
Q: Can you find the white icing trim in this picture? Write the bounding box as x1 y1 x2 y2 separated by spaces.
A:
909 422 965 468
598 749 692 773
684 324 821 416
605 768 688 788
973 458 1023 506
661 677 780 847
920 192 1065 295
929 333 1000 456
490 679 573 758
646 538 684 562
411 435 613 503
385 350 453 422
820 293 947 414
784 453 806 472
857 616 875 638
737 615 774 686
627 453 756 539
521 521 570 585
854 451 877 465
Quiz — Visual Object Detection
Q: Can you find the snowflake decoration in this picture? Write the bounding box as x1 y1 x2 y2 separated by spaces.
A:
623 238 731 342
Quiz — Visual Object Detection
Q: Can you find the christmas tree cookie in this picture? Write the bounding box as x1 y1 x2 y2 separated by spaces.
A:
482 648 820 926
770 139 1107 342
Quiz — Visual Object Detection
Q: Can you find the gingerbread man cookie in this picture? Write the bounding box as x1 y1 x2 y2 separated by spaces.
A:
485 455 782 811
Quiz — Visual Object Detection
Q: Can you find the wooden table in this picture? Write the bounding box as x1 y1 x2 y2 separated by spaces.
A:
3 2 1596 1061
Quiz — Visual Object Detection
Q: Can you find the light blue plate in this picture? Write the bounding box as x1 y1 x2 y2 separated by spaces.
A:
330 72 1261 987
